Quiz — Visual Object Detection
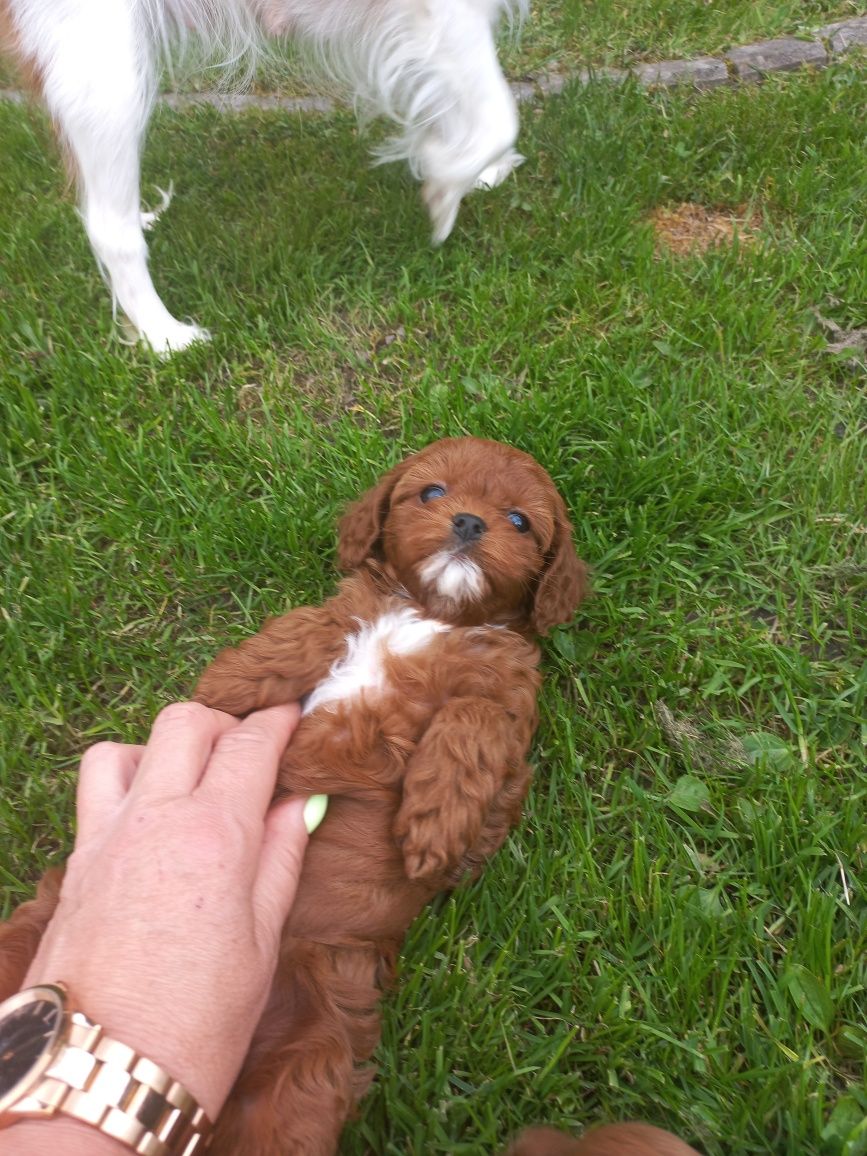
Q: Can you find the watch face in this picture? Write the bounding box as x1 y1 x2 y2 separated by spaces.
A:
0 989 64 1109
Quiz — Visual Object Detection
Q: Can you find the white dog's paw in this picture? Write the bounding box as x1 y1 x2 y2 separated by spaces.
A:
123 318 211 356
149 321 211 356
422 180 463 245
140 184 174 231
474 149 524 191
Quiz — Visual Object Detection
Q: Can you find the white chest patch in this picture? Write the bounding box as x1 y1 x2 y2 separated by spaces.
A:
302 608 449 716
418 551 485 604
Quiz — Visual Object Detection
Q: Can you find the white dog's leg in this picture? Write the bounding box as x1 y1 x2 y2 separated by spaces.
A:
10 0 207 353
413 0 521 243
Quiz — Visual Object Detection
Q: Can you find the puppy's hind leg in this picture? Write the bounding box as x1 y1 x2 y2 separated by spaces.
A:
0 868 65 1000
12 0 208 353
214 944 384 1156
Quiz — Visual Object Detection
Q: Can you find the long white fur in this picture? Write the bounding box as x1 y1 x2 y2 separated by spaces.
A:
6 0 524 353
303 608 448 715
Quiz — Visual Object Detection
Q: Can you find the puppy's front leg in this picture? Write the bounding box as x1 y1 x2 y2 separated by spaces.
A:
195 603 349 716
394 697 530 883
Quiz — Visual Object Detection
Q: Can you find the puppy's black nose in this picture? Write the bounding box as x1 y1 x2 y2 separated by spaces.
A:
452 512 487 543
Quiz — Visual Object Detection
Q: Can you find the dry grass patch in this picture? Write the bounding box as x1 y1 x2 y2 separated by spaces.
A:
649 202 763 256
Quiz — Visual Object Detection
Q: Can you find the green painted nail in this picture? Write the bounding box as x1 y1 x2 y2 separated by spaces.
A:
303 794 329 834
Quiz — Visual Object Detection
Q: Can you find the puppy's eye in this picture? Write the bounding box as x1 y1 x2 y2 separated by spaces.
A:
421 484 446 503
507 510 530 533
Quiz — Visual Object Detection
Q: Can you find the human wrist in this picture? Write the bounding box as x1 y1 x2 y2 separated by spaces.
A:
0 1116 127 1155
0 983 215 1155
18 967 239 1123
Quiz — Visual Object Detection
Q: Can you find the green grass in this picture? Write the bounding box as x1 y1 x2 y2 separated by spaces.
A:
1 48 866 1156
504 0 864 75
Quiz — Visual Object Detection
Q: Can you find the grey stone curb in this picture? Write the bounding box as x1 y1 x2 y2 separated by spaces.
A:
530 17 867 98
0 16 865 113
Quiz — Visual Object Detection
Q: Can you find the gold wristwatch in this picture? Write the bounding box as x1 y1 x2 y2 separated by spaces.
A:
0 984 212 1154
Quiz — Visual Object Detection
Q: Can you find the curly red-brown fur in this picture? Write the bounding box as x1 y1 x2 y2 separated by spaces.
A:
0 869 64 1000
0 438 588 1155
505 1123 703 1156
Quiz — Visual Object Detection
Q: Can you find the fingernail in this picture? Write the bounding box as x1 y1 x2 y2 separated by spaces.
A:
303 794 329 834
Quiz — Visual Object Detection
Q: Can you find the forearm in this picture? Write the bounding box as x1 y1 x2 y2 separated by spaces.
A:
0 706 309 1156
0 1118 126 1156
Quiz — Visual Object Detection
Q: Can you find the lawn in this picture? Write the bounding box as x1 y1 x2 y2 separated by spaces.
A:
1 21 865 1156
502 0 865 74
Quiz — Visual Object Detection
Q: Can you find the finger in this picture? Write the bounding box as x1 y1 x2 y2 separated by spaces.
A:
132 701 240 797
196 703 301 817
75 742 145 845
252 797 309 945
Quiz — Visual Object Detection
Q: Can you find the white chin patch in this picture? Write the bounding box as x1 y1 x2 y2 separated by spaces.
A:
418 552 486 604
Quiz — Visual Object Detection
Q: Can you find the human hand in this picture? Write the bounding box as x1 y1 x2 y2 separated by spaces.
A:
22 701 317 1121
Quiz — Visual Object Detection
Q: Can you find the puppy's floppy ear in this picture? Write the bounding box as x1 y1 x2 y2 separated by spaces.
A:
531 494 589 635
336 458 407 572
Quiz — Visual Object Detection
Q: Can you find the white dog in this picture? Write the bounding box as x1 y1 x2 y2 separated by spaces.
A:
3 0 523 352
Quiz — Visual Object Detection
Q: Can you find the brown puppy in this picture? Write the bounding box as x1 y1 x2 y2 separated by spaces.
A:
0 437 588 1155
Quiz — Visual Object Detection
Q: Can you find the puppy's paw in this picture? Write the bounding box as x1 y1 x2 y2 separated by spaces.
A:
503 1127 586 1156
194 658 301 718
402 840 449 883
396 810 473 883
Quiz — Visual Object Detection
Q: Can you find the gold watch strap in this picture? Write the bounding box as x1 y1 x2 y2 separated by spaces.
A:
19 1010 211 1155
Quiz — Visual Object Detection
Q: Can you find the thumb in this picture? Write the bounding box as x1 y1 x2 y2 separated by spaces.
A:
253 796 322 942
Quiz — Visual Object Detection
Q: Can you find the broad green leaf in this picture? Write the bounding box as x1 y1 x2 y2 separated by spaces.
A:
678 885 725 920
741 731 796 768
784 964 834 1031
550 628 577 662
667 775 712 814
822 1093 867 1156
